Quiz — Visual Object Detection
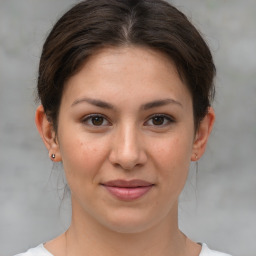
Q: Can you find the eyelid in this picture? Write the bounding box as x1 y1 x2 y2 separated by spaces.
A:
144 114 175 126
81 113 112 126
80 113 174 127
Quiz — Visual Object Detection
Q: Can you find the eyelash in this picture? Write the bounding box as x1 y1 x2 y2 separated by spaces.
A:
81 114 175 127
81 114 111 127
144 114 175 127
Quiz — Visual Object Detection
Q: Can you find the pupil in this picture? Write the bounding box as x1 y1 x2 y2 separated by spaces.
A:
92 116 103 125
153 116 164 125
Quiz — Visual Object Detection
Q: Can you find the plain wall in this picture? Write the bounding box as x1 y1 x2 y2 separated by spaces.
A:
0 1 255 255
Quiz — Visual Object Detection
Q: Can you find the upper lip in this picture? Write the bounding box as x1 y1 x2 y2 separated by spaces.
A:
102 179 154 188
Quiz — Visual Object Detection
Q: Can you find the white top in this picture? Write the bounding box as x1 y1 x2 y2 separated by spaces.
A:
14 243 232 256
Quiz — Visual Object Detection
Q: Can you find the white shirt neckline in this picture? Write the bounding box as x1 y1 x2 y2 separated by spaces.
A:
37 243 230 256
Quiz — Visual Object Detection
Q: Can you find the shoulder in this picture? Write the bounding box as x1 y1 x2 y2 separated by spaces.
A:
200 243 232 256
14 244 54 256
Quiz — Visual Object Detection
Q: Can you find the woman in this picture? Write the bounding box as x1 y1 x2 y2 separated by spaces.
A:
16 0 231 255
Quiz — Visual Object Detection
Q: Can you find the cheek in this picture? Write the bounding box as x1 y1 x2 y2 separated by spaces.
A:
58 130 110 183
153 135 192 164
149 135 193 190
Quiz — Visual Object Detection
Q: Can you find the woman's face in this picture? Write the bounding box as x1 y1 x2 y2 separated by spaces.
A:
54 46 199 233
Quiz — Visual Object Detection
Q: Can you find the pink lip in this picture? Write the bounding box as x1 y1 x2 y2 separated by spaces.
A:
101 179 154 201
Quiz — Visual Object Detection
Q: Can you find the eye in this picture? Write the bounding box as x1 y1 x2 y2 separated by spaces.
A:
82 114 111 126
145 114 174 126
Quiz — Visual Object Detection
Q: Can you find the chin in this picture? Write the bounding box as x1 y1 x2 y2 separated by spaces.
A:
97 208 162 234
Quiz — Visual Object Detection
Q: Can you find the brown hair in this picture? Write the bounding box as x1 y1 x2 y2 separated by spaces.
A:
37 0 215 131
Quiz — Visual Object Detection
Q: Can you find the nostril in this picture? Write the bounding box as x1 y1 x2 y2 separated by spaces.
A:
111 160 144 171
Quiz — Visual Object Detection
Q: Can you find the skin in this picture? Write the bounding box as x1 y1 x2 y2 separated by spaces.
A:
36 46 215 256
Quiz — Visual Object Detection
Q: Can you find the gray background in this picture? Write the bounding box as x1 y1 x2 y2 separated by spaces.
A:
0 1 255 255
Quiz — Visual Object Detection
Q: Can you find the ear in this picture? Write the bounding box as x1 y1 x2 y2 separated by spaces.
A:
35 105 62 162
191 107 215 161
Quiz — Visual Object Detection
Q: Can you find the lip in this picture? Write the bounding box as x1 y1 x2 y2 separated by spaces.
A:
101 179 154 201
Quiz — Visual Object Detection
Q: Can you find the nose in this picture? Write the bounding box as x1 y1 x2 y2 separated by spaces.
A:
109 123 147 170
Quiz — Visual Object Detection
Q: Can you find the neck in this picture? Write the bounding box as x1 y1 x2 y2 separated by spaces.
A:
63 199 196 256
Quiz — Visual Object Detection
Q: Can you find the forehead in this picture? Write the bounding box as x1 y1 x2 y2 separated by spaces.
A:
61 46 192 109
80 46 180 81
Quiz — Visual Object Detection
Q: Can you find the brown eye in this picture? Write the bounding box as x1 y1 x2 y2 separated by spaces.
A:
144 114 174 127
82 114 110 127
152 116 165 125
91 116 104 126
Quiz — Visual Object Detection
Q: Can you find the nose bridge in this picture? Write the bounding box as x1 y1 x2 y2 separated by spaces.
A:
109 121 146 169
120 122 138 155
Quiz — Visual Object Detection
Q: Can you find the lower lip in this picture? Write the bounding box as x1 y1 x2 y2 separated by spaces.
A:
103 185 153 201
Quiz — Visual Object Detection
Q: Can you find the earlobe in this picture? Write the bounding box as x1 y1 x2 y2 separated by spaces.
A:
35 105 62 162
191 107 215 161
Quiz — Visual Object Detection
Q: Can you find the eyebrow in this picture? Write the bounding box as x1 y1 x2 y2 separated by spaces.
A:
141 98 183 110
71 97 114 109
71 97 182 110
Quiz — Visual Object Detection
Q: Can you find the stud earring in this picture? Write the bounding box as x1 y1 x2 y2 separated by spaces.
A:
51 154 56 160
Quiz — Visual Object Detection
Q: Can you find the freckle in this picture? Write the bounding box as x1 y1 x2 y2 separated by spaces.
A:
92 147 98 153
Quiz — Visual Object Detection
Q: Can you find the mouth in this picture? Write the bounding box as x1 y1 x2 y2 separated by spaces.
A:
101 179 154 201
